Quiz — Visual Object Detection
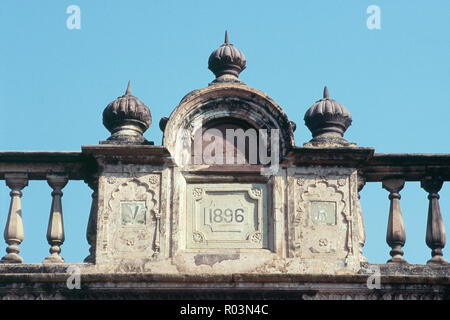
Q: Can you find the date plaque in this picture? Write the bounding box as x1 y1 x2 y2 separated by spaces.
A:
186 184 267 249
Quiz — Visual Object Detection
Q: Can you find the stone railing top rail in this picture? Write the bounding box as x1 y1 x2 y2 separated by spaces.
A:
363 153 450 181
0 151 90 180
1 149 449 180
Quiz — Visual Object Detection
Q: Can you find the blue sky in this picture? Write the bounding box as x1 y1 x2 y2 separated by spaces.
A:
0 0 449 264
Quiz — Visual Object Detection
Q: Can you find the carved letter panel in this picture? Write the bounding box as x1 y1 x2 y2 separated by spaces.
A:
98 174 162 261
288 167 365 271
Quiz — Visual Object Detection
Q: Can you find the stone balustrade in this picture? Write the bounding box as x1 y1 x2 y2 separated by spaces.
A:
0 150 448 266
363 153 450 265
0 152 94 264
0 32 447 301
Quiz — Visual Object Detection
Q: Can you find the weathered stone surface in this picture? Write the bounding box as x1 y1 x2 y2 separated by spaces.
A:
0 264 448 300
0 35 449 301
286 167 365 273
162 82 295 167
185 183 267 249
208 31 246 83
304 87 354 147
95 169 167 267
102 82 153 145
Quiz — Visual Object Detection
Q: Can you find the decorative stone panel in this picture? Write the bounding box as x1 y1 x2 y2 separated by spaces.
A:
95 171 164 265
287 167 365 273
185 183 268 249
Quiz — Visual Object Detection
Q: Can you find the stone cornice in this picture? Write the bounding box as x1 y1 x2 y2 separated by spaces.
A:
81 145 174 166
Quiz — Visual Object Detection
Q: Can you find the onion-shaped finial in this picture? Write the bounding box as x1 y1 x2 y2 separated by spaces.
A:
208 31 246 83
102 81 152 144
303 86 354 147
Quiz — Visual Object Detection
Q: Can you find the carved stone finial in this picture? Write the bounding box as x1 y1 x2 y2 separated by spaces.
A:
102 81 153 145
208 31 246 84
303 86 354 147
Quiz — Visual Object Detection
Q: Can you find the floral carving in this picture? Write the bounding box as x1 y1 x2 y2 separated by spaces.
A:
338 178 347 186
148 175 159 185
249 232 262 243
192 188 203 200
319 238 328 247
297 178 305 186
250 188 262 198
193 231 205 243
107 177 117 185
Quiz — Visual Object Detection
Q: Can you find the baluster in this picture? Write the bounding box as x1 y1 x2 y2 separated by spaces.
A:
84 177 98 263
1 173 28 263
421 177 447 264
43 174 68 263
382 178 407 263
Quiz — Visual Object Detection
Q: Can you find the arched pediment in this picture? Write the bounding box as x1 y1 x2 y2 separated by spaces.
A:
162 83 295 169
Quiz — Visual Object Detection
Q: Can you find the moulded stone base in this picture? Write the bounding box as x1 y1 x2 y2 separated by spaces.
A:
43 254 65 264
0 253 23 264
387 257 408 264
427 256 448 265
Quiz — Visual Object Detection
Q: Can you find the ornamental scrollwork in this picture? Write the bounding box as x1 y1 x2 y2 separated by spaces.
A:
250 188 262 198
192 188 203 200
248 231 262 243
192 231 205 243
148 175 159 185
